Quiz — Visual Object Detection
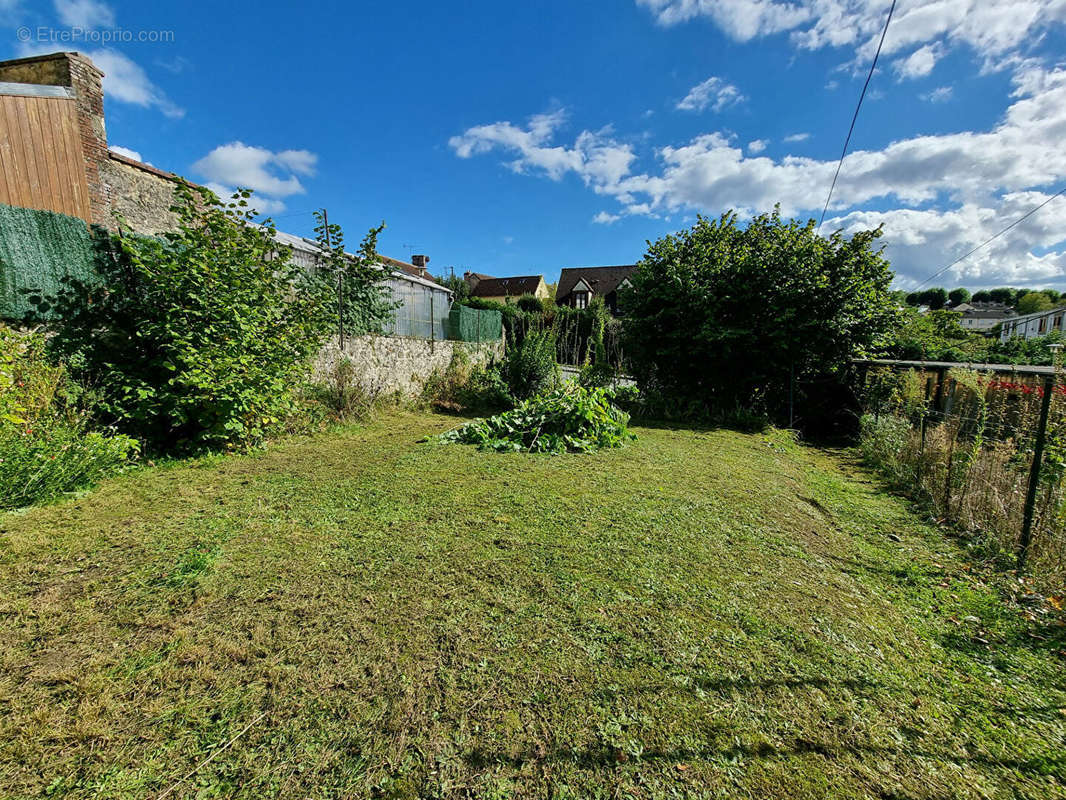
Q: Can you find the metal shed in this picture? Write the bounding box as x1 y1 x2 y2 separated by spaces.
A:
273 229 452 341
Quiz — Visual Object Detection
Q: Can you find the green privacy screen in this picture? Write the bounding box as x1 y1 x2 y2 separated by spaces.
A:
0 203 101 320
448 304 502 342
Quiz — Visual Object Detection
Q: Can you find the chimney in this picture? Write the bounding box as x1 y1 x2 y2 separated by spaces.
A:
410 254 429 275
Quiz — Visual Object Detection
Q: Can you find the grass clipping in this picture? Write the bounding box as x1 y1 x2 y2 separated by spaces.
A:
439 383 633 453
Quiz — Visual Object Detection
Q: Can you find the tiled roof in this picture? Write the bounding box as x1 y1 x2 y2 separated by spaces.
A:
469 275 543 297
556 265 637 299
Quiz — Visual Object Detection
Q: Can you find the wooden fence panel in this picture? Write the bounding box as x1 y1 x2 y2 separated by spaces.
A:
0 94 89 221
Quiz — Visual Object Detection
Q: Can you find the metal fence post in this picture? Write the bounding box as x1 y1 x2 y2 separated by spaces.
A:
1019 374 1054 569
430 292 435 343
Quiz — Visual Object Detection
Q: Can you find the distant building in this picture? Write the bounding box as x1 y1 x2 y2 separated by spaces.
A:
556 265 637 314
1000 305 1066 342
950 302 1015 334
464 272 549 303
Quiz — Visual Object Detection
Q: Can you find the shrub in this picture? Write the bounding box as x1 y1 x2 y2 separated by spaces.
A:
516 294 544 313
304 357 384 423
0 423 138 509
26 186 337 453
439 383 633 454
0 325 137 509
502 327 558 400
622 209 895 421
421 349 512 413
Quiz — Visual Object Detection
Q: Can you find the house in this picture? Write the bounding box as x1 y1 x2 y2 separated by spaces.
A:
950 302 1015 334
556 265 637 313
1000 305 1066 342
465 272 549 303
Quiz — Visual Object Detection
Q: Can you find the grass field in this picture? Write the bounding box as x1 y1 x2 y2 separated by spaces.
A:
1 411 1064 799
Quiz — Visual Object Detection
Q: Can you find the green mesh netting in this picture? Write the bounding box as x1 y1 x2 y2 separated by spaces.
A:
448 304 502 342
0 203 101 320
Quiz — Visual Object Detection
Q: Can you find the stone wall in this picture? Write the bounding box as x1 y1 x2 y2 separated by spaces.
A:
314 334 504 397
100 155 180 235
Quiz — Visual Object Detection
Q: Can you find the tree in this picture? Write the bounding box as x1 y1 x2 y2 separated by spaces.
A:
988 287 1016 305
28 186 334 452
948 287 971 306
436 270 470 302
918 287 948 309
1017 291 1055 314
904 292 921 306
621 210 896 419
971 290 992 303
313 212 396 337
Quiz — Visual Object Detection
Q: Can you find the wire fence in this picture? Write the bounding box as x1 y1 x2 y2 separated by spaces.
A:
855 359 1066 591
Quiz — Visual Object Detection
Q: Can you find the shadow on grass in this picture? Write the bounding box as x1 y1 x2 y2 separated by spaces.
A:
462 736 1066 777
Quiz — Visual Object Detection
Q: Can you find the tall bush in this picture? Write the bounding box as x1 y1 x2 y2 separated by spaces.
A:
622 209 896 420
502 327 558 400
27 186 335 452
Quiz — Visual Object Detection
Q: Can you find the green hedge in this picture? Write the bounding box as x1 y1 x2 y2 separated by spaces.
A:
0 203 101 320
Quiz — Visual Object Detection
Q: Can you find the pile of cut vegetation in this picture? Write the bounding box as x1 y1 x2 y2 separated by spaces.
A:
439 383 633 453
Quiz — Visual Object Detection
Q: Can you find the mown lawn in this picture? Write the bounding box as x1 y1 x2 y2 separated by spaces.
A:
0 411 1064 799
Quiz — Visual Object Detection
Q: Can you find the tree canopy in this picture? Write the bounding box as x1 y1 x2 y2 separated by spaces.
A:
621 210 896 420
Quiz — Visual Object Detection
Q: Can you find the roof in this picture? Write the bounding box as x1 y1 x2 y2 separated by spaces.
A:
556 265 637 299
468 275 543 297
1002 304 1066 324
271 229 449 294
959 308 1016 320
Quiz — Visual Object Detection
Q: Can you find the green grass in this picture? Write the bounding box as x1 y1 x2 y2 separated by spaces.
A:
0 411 1063 799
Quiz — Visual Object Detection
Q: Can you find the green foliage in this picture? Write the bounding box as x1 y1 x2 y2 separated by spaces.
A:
421 349 512 414
304 357 384 423
917 287 948 309
622 209 896 420
1017 291 1055 314
948 287 971 306
0 325 137 508
516 293 544 313
501 327 559 400
883 307 987 361
858 413 915 488
436 271 470 302
439 383 633 453
313 212 397 336
27 186 335 453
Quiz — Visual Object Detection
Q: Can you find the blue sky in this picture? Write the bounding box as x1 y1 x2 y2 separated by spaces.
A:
5 0 1066 288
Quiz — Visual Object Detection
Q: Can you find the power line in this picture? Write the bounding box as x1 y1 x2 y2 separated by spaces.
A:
818 0 897 230
912 187 1066 289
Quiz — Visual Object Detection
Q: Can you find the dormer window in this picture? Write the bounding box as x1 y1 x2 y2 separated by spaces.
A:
573 290 589 309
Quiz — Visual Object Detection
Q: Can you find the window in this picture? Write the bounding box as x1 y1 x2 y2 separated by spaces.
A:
1055 315 1063 331
573 290 589 309
1040 317 1047 333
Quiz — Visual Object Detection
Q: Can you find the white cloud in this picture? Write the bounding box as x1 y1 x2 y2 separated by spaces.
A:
827 193 1066 286
783 132 810 142
86 48 184 118
921 85 953 102
449 111 636 189
192 142 318 214
676 76 746 112
637 0 1066 77
108 145 142 162
54 0 114 28
893 43 941 79
593 211 622 224
748 139 768 153
450 63 1066 286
